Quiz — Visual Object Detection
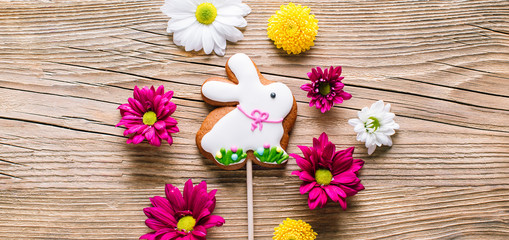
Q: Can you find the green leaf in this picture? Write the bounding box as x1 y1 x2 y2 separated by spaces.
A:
215 147 248 166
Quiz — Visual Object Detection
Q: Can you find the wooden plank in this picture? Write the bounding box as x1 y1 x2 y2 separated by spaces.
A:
0 0 508 239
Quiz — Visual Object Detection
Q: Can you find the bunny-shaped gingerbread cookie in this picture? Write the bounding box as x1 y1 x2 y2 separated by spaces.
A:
196 53 297 170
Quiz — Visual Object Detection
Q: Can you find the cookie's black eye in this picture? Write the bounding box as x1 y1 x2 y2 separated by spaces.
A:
270 92 276 99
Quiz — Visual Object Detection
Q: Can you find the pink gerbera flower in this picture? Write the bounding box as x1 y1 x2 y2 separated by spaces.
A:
301 66 352 113
116 85 179 146
140 179 225 240
291 132 364 210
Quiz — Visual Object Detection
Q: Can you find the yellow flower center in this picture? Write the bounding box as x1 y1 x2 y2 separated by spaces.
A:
177 215 196 232
195 2 217 25
315 169 332 185
318 82 331 95
142 111 157 126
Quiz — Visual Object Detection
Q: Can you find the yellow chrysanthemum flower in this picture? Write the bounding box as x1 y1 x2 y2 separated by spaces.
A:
267 3 319 54
273 218 317 240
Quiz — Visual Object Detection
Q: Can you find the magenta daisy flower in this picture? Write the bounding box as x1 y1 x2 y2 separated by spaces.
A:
140 179 225 240
290 132 364 210
301 66 352 113
116 85 179 146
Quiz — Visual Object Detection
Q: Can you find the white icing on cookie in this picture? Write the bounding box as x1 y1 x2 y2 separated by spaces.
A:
201 53 294 165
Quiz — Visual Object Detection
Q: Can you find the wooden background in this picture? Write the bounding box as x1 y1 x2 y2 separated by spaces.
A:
1 0 508 239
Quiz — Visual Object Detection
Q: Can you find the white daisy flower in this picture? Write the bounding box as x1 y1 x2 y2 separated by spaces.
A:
348 100 400 155
160 0 251 56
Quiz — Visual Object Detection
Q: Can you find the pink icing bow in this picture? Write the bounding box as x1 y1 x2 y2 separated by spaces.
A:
237 105 283 131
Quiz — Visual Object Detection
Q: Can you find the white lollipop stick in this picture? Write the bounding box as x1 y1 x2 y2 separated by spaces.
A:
246 158 254 240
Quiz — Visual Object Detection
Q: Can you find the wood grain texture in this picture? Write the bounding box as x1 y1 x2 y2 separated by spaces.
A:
0 0 508 239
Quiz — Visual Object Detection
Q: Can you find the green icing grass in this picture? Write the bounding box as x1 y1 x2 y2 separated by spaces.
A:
215 148 247 166
254 146 289 164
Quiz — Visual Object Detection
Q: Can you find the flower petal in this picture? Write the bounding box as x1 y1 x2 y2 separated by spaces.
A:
349 115 366 126
318 190 328 208
210 26 226 50
350 158 365 174
370 100 385 113
213 22 243 42
300 83 313 91
309 187 323 201
300 181 316 194
202 26 214 55
384 103 392 112
297 145 313 161
215 15 247 28
123 124 146 135
165 184 185 212
132 134 145 144
298 171 315 182
190 25 204 51
118 103 142 116
145 218 167 231
150 196 174 216
332 172 360 185
140 233 156 240
308 196 320 210
339 184 361 197
331 147 354 175
145 127 156 141
324 185 347 201
192 225 207 237
167 17 196 33
161 0 196 15
207 189 217 213
339 91 352 100
128 97 146 114
154 120 166 130
217 3 251 16
143 207 177 227
313 132 328 151
320 141 335 167
194 207 211 222
213 44 225 56
173 22 198 46
291 154 313 173
367 144 377 155
160 231 179 240
183 179 194 210
308 188 327 209
338 198 347 210
200 215 225 229
149 135 161 147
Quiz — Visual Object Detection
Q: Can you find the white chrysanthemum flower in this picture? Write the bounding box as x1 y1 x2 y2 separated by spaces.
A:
348 100 400 155
160 0 251 56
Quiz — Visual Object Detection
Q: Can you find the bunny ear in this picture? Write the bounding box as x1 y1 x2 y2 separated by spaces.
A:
202 80 239 104
226 53 263 88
